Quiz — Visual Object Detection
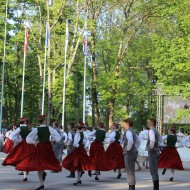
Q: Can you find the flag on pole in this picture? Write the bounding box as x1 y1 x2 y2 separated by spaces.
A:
65 19 69 52
45 22 50 47
83 31 88 56
24 27 29 54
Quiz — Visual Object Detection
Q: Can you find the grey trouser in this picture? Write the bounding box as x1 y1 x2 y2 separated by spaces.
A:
53 142 64 163
148 151 160 181
124 151 138 185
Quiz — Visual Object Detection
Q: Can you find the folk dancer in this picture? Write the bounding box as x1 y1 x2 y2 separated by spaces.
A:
16 115 62 190
62 123 94 185
3 123 18 154
158 126 184 181
2 118 35 181
66 122 76 178
89 122 116 181
52 122 64 164
106 122 125 179
146 118 161 190
123 118 140 190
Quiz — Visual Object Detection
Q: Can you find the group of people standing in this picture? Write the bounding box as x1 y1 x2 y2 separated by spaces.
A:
1 116 190 190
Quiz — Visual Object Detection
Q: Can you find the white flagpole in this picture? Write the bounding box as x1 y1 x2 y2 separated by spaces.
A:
83 55 87 123
42 23 48 115
0 0 8 132
20 52 26 118
62 19 69 129
42 48 47 115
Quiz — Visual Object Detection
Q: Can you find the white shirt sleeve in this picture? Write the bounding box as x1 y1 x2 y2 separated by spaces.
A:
126 131 134 151
26 128 38 144
73 132 80 148
49 127 61 142
182 135 190 147
88 130 96 137
106 131 116 144
149 129 156 149
135 135 141 150
9 128 21 141
63 132 68 143
67 132 73 145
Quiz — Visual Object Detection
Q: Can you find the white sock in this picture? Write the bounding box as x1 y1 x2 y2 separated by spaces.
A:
77 171 81 182
171 169 174 178
38 170 44 186
23 171 27 179
95 170 99 177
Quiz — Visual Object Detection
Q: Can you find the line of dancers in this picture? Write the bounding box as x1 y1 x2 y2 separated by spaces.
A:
1 116 190 190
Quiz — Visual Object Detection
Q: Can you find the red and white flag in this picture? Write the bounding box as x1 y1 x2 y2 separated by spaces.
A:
24 27 29 54
83 31 88 56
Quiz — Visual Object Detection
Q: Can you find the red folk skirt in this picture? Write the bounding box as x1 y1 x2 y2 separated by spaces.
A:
106 142 125 169
158 147 184 170
16 142 62 172
3 138 14 154
2 140 35 166
89 141 116 171
62 146 94 173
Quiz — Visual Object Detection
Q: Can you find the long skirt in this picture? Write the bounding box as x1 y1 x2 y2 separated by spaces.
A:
16 142 62 172
158 147 184 170
62 146 94 173
89 141 116 171
106 142 125 169
3 138 14 154
2 140 35 166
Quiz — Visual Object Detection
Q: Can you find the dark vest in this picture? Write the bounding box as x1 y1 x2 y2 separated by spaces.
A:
146 127 160 151
37 126 50 142
123 127 137 154
167 135 177 147
115 130 120 143
20 126 31 139
95 129 106 142
78 132 84 147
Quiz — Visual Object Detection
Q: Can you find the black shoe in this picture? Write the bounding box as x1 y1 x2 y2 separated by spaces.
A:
95 177 99 181
18 172 24 175
43 172 47 182
153 180 159 190
170 177 173 181
35 185 45 190
88 171 92 177
162 168 166 175
81 171 85 177
73 180 82 185
129 185 135 190
23 177 27 182
114 169 116 172
117 173 122 179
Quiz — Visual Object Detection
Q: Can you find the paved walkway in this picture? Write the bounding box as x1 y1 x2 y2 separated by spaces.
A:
0 153 190 190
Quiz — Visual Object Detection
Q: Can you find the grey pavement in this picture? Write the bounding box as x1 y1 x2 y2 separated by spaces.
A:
0 152 190 190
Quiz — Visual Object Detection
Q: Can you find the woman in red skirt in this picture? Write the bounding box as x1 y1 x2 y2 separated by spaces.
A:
106 122 125 178
89 122 116 180
3 124 19 154
16 115 62 190
62 123 94 185
2 118 35 181
158 126 184 181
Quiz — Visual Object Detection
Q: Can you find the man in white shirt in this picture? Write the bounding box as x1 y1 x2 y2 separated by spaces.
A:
146 118 160 190
123 118 139 190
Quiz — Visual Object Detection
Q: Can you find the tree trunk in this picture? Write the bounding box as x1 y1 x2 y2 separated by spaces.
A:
108 98 115 127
